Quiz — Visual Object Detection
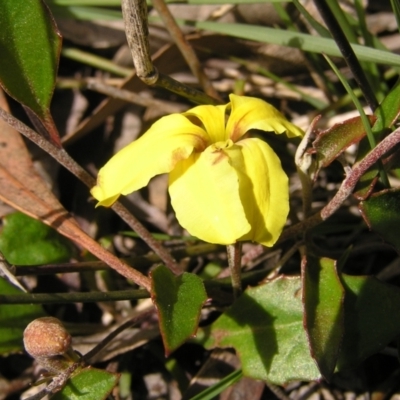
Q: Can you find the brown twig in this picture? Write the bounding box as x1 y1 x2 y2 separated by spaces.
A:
112 202 181 274
121 0 156 82
121 0 219 105
14 243 220 276
0 289 149 304
85 80 187 113
155 73 219 105
151 0 222 101
14 243 224 279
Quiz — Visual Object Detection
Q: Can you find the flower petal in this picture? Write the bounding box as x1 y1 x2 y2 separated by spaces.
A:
91 114 208 206
169 143 251 244
236 138 289 246
183 104 228 143
226 94 304 142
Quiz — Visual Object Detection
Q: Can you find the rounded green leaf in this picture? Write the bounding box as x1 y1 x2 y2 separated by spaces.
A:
198 276 321 385
0 212 74 265
360 189 400 252
151 265 207 355
0 0 61 119
52 367 119 400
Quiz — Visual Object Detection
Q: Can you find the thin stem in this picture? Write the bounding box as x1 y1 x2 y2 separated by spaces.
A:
155 72 219 105
295 117 319 218
0 250 27 292
24 107 62 148
112 202 181 274
226 242 243 298
0 289 149 304
86 80 187 112
265 382 291 400
151 0 221 101
62 47 132 77
133 58 217 106
14 243 221 276
262 241 304 281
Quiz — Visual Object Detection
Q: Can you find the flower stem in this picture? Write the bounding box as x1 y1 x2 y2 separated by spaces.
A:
151 0 221 101
295 118 318 219
226 242 243 299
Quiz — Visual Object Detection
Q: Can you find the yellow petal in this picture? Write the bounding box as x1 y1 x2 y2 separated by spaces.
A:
183 104 228 143
168 142 251 244
226 94 304 142
91 114 208 206
236 138 289 246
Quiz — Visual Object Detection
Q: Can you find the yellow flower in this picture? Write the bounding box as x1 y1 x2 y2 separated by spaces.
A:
91 94 303 246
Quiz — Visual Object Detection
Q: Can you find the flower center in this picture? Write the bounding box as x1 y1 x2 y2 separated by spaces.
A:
210 139 234 152
206 140 234 165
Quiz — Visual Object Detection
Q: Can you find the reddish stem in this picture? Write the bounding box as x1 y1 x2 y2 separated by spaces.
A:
281 126 400 242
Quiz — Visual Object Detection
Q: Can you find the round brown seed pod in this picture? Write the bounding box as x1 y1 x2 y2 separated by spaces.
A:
23 317 72 359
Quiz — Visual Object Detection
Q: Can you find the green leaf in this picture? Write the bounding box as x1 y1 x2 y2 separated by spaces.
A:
48 5 122 20
338 273 400 369
176 20 400 68
151 265 207 355
0 277 45 355
313 115 375 171
391 0 400 32
359 189 400 252
52 367 119 400
373 79 400 133
198 276 321 385
302 257 345 380
0 212 74 265
0 0 61 121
